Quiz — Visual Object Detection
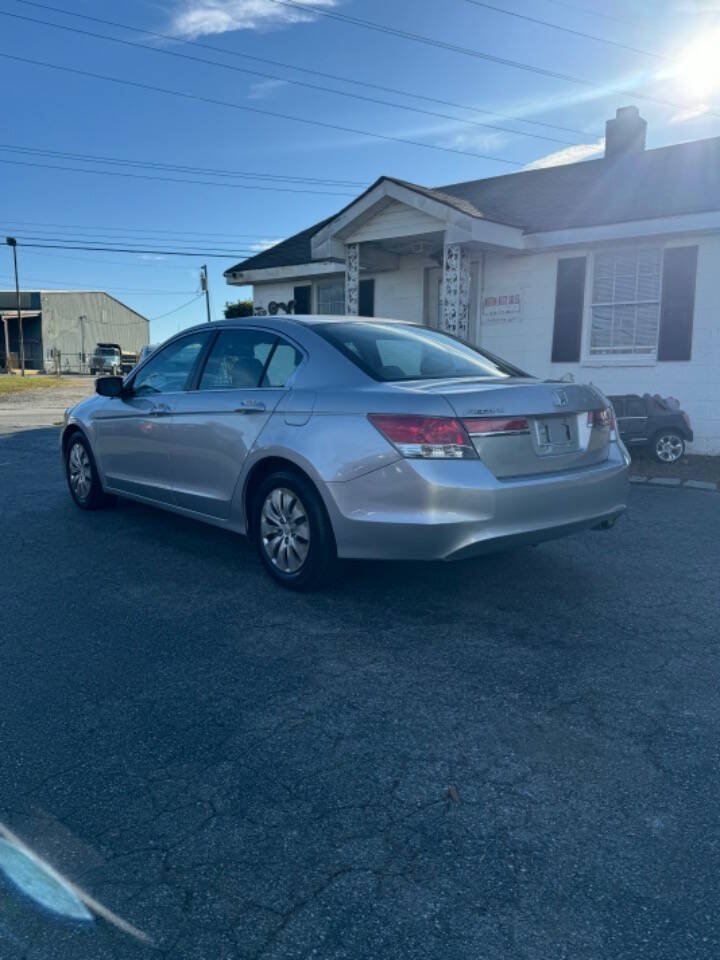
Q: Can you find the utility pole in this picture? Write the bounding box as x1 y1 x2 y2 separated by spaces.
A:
1 316 10 375
200 264 211 323
5 237 25 376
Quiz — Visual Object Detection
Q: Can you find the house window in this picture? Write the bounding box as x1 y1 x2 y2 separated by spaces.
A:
589 247 662 357
316 281 345 315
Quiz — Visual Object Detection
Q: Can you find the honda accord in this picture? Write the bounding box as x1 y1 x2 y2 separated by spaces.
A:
61 317 630 588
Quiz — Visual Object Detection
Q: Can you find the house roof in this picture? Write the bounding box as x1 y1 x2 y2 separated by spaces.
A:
225 135 720 275
436 136 720 232
225 216 336 274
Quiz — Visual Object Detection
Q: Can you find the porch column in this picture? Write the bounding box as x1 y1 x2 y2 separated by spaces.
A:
345 242 359 315
441 242 471 339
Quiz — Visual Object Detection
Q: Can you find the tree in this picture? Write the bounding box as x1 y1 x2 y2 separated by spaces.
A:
224 299 254 319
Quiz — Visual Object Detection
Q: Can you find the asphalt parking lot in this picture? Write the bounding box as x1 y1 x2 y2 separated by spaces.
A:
0 426 718 960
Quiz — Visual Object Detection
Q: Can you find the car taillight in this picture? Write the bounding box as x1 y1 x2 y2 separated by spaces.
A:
462 417 529 437
587 408 615 429
368 414 477 459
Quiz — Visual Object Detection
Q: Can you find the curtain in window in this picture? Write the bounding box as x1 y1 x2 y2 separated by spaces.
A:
590 248 662 356
317 281 345 315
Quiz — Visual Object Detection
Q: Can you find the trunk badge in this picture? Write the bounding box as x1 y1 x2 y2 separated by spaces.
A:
552 389 569 408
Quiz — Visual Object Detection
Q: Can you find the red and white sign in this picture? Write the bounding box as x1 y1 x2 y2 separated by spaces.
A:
482 293 521 321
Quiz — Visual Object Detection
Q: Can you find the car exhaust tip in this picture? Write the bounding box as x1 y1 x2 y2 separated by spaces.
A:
592 517 617 531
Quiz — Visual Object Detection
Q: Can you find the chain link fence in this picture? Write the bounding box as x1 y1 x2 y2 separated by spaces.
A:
45 350 91 375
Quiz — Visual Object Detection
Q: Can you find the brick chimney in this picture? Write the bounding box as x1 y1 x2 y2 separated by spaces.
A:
604 106 647 159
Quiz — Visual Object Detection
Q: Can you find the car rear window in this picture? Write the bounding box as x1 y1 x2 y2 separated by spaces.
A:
314 322 526 381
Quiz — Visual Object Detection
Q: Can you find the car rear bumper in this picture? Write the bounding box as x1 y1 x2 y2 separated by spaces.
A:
324 441 630 560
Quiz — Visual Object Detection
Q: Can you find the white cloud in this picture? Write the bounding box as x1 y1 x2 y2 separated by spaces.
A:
449 130 510 154
524 140 605 171
249 238 283 251
247 78 288 99
170 0 339 37
668 103 710 124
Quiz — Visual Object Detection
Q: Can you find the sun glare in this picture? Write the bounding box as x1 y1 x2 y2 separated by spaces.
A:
675 31 720 100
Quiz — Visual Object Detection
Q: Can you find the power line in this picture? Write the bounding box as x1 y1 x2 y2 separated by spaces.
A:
0 276 199 294
5 248 225 270
0 156 361 197
0 142 366 190
12 242 253 259
262 0 704 116
148 295 204 322
11 0 602 139
462 0 670 62
0 143 368 197
2 229 258 250
536 0 676 40
11 233 258 255
1 219 285 242
5 4 591 105
0 53 530 165
0 8 584 147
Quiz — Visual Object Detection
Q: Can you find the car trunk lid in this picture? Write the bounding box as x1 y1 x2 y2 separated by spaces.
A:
411 378 612 478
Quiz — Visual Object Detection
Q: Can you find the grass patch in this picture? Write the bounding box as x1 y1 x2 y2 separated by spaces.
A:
0 376 81 396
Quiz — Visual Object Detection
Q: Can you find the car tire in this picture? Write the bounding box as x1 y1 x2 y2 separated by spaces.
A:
252 470 337 590
65 433 117 510
652 430 685 464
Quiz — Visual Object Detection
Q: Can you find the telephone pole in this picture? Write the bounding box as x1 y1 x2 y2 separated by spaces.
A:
6 237 25 376
200 264 211 323
1 316 10 375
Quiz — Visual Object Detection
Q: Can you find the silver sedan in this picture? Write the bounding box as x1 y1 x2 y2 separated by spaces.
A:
62 317 630 588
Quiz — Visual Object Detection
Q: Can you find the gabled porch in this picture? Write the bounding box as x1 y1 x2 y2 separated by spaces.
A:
311 177 524 338
227 176 524 338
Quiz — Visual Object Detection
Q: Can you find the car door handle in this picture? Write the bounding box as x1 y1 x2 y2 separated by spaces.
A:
234 400 266 413
149 403 171 417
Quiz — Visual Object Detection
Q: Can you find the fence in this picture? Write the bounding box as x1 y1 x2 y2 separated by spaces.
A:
45 351 91 375
1 338 44 371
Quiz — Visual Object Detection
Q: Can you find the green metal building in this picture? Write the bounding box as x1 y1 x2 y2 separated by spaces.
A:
0 290 149 371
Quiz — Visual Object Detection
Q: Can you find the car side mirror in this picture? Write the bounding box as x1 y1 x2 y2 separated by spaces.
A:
95 376 125 397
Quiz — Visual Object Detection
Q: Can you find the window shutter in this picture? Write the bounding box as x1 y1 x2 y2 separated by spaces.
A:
657 246 697 361
359 278 375 317
551 257 586 362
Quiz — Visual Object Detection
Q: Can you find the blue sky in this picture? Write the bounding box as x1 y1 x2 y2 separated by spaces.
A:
2 0 719 342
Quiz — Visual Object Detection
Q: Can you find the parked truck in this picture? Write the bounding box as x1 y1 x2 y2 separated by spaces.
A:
89 342 139 376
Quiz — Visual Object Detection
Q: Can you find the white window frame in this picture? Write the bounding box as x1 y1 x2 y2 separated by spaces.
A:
582 245 664 367
315 278 346 316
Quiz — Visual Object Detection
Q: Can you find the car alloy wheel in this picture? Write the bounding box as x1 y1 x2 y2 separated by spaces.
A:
260 487 311 573
68 440 93 502
655 433 684 463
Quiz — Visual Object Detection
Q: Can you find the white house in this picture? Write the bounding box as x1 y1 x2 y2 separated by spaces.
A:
225 107 720 454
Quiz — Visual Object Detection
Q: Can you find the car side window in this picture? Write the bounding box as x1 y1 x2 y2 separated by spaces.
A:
198 329 276 390
131 333 210 395
261 341 303 387
626 396 646 418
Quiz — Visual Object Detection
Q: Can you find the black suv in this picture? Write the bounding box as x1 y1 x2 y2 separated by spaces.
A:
608 394 693 463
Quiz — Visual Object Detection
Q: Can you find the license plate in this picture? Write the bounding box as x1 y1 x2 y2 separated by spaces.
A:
536 417 574 449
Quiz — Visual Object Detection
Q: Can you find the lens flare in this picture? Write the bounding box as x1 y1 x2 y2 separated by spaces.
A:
674 31 720 100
